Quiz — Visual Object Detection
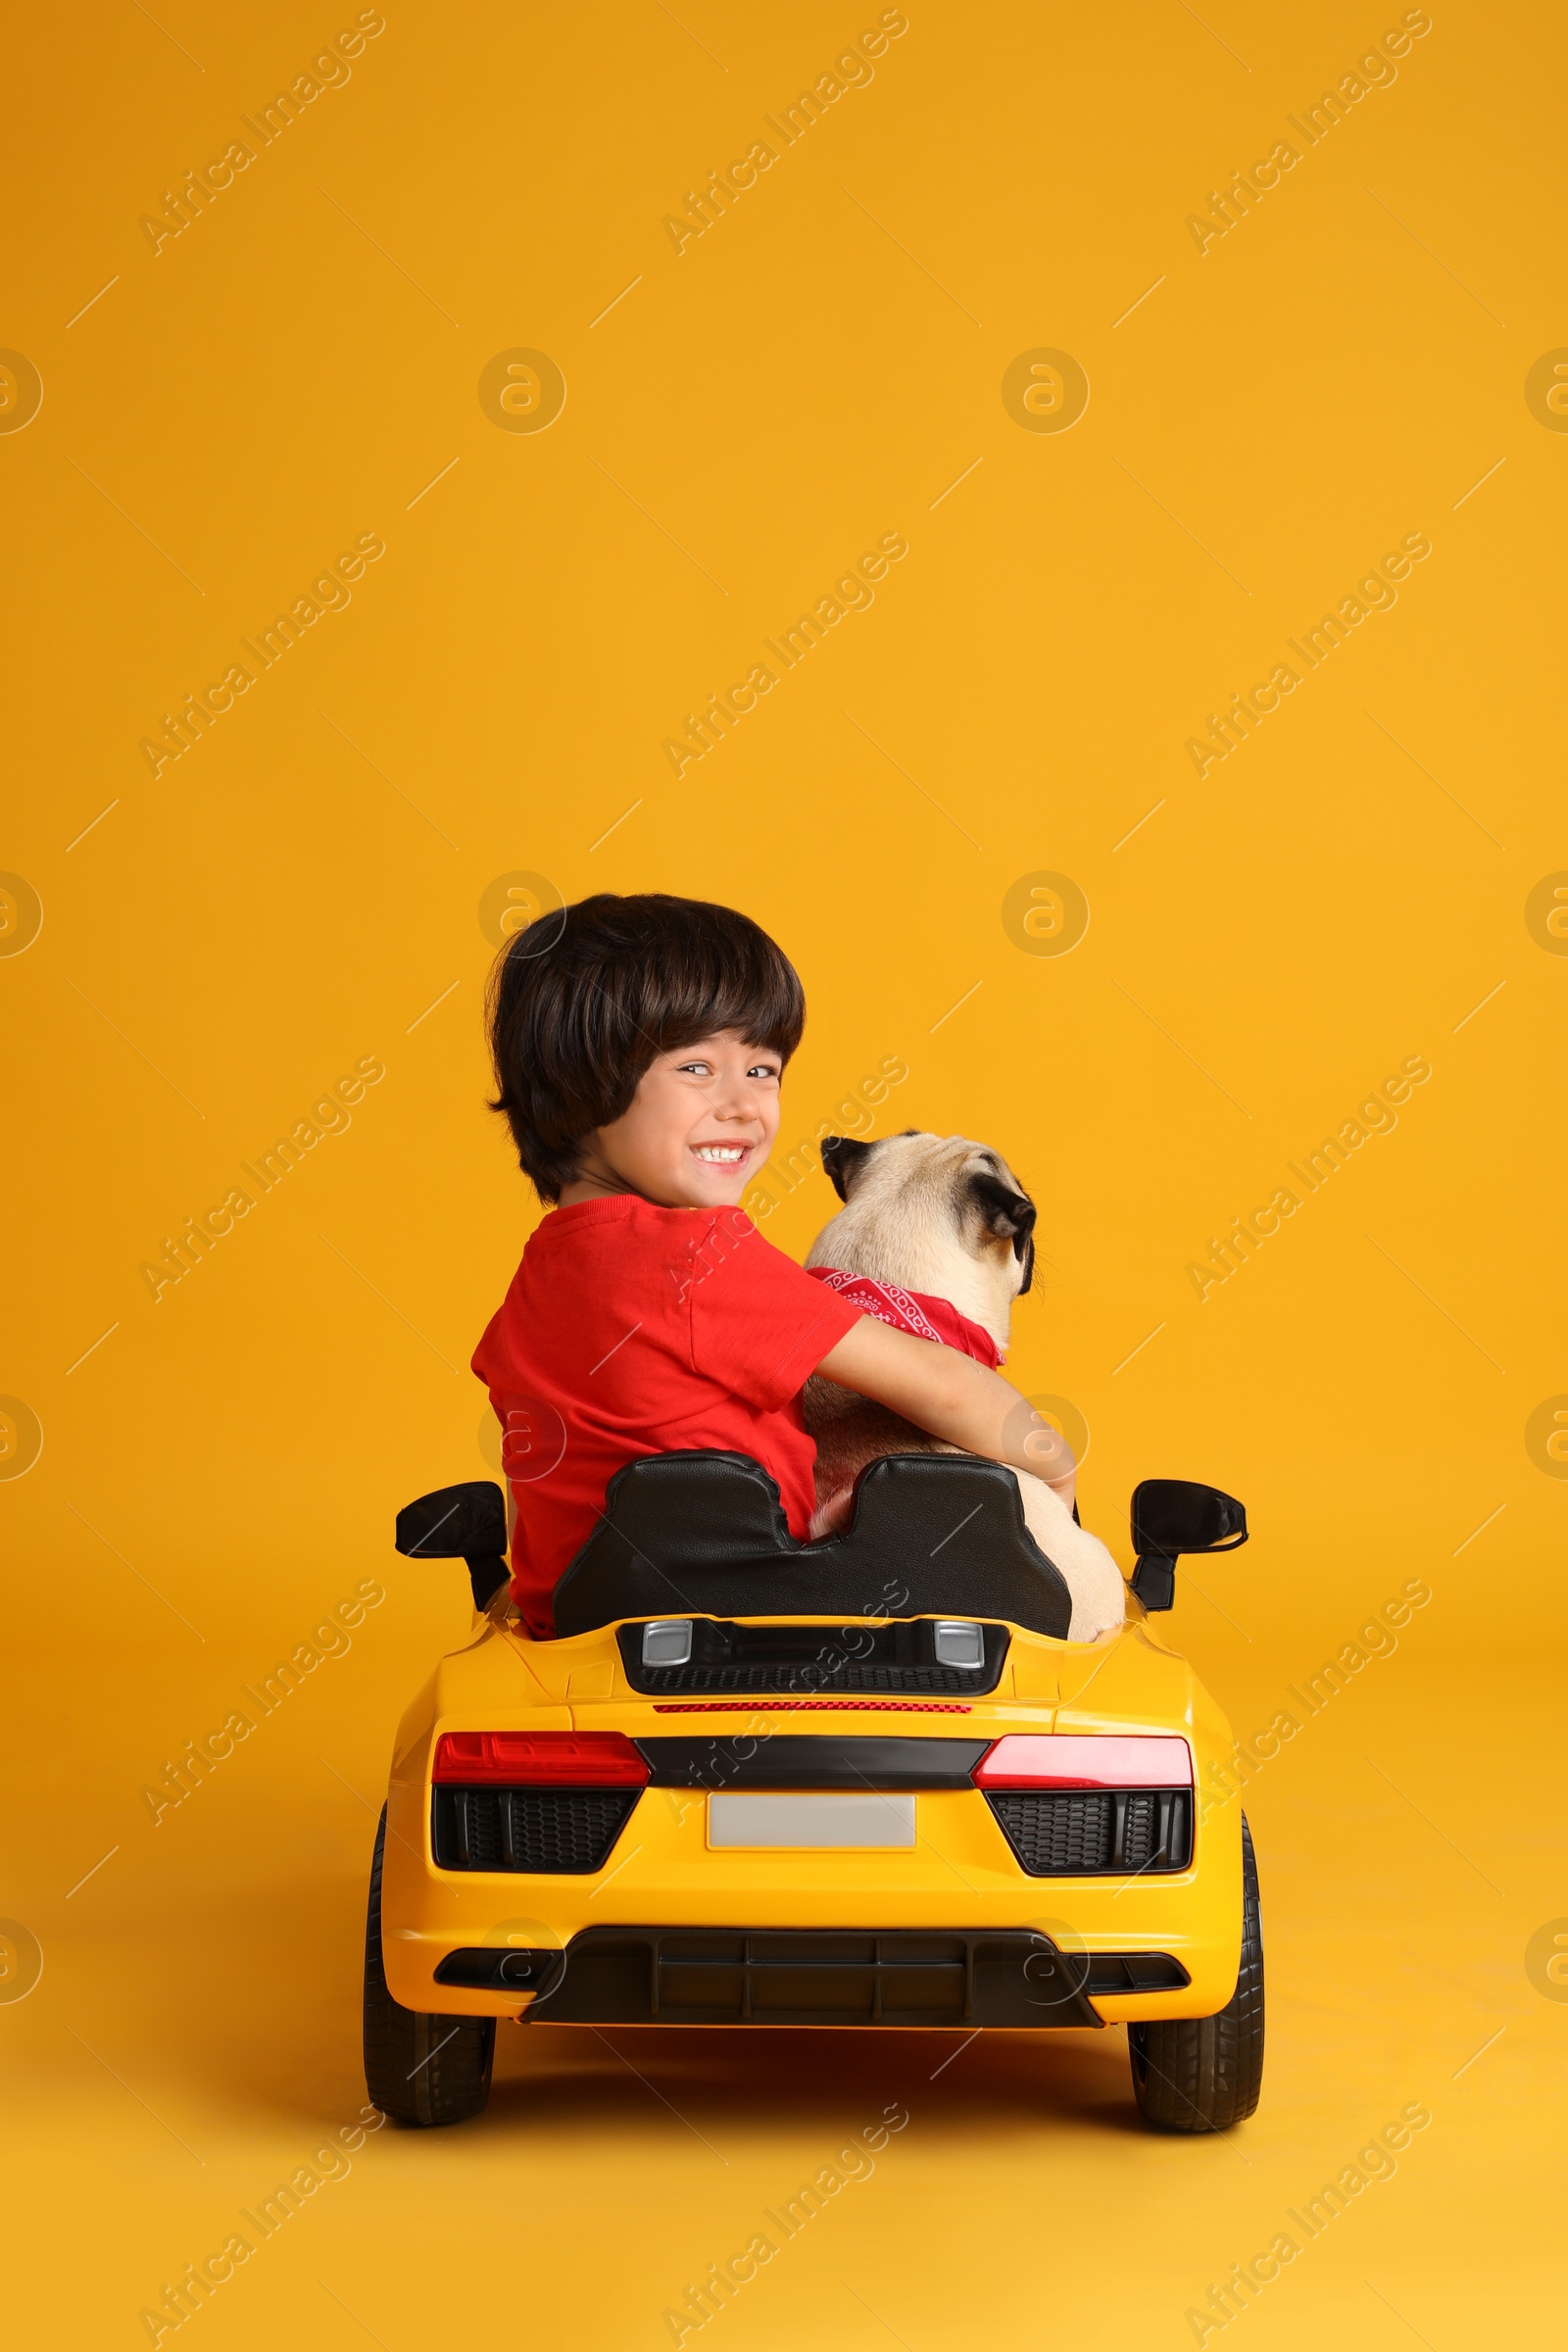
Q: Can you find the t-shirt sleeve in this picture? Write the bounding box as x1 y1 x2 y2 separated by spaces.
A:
687 1215 861 1410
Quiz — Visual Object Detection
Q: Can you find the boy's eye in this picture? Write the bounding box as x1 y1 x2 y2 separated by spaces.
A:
671 1055 778 1081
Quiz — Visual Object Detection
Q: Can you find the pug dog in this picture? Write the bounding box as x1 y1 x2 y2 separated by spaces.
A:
803 1131 1126 1642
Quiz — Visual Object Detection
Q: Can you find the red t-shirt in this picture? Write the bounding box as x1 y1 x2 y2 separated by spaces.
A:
471 1196 861 1637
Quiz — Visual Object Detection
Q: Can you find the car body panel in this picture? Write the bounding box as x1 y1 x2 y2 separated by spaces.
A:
379 1602 1245 2028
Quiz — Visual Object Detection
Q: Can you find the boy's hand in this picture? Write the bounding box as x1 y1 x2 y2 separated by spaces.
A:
815 1317 1077 1508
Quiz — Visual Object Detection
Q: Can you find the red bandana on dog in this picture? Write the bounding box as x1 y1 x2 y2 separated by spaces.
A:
806 1266 1005 1368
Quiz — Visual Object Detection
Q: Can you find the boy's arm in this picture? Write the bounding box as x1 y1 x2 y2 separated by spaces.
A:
814 1317 1077 1508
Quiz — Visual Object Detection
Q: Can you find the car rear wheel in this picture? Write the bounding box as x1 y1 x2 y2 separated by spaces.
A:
1128 1812 1263 2132
364 1808 495 2127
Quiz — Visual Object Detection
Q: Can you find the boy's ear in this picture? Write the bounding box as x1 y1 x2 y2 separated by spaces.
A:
820 1136 873 1201
968 1171 1037 1274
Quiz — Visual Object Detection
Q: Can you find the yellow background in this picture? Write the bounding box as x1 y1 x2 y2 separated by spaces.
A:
4 0 1563 2342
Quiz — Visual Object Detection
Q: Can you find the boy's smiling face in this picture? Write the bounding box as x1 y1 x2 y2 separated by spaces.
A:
562 1030 783 1211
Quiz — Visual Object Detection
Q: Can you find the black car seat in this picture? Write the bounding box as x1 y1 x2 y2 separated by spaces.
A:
550 1449 1074 1640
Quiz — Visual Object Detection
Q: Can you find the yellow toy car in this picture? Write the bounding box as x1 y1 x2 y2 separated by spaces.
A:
365 1451 1260 2132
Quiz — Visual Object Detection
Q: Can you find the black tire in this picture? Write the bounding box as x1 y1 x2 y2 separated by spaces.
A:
364 1807 495 2127
1129 1812 1263 2132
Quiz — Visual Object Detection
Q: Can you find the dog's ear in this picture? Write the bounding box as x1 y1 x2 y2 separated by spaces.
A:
969 1171 1037 1272
820 1135 873 1201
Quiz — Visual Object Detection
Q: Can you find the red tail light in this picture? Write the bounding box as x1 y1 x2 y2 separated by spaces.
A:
973 1735 1192 1789
432 1732 650 1788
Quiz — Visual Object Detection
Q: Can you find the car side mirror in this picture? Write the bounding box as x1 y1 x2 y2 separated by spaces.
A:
1129 1479 1248 1611
396 1481 510 1611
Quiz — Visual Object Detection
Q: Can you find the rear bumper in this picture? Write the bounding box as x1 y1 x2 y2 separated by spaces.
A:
382 1774 1243 2025
430 1927 1190 2027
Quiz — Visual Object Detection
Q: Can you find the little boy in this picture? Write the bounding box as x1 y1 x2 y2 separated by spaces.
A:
473 892 1070 1636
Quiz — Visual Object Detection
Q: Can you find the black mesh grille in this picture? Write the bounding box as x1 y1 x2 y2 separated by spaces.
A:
986 1789 1192 1877
1121 1793 1165 1871
432 1787 639 1874
991 1791 1111 1872
616 1620 1008 1696
635 1661 990 1695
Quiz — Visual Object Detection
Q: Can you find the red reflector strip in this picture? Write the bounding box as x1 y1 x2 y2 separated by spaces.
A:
973 1735 1193 1789
651 1699 972 1714
432 1732 649 1787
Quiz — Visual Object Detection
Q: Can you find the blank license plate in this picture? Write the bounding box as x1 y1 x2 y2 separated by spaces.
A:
708 1792 916 1849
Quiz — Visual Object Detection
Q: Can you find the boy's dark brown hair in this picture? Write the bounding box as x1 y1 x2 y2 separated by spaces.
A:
487 893 805 1200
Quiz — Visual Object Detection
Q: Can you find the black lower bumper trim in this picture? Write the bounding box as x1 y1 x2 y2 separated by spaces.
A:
432 1929 1190 2023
